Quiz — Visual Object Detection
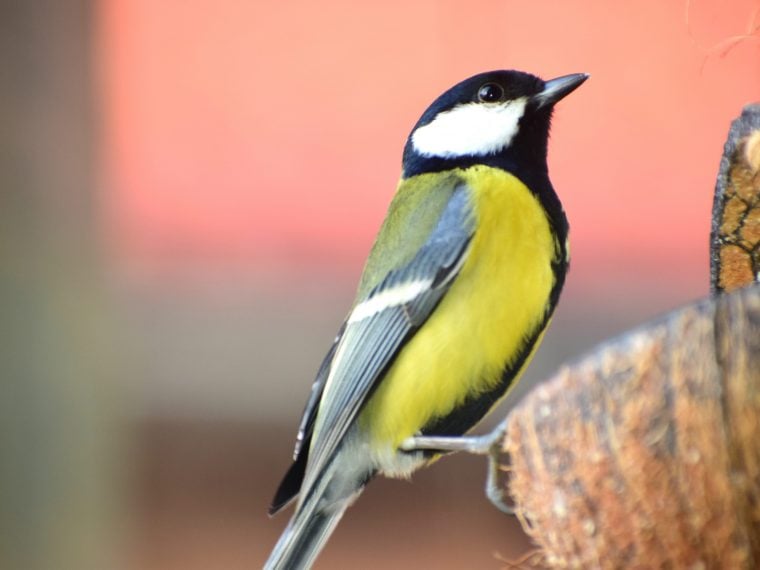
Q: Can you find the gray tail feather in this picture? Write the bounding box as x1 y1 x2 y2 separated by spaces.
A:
263 503 347 570
266 443 371 569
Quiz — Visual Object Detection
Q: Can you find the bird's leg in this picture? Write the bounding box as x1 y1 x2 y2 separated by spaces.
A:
399 432 495 454
400 418 515 514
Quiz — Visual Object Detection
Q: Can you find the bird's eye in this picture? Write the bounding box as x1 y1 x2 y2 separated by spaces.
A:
477 83 504 103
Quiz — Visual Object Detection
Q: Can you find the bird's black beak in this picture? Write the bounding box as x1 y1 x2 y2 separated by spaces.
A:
534 73 589 109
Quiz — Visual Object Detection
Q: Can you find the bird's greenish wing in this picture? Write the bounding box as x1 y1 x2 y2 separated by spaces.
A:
298 176 475 505
354 172 470 301
287 172 469 464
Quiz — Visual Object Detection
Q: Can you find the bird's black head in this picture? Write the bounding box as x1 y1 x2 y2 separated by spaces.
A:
401 70 588 183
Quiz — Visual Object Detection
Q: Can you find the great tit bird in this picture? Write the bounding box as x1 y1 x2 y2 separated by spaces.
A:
265 69 587 569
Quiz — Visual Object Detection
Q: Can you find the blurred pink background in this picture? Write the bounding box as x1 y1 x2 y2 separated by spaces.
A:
4 1 758 569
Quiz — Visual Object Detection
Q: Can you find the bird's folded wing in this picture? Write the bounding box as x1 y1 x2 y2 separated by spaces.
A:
299 184 475 503
291 323 345 460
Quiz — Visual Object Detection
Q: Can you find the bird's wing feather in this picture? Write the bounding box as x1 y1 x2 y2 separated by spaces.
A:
298 183 475 504
269 324 347 515
292 324 345 459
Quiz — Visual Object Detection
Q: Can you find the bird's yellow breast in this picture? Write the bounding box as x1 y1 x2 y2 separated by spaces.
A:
359 165 558 449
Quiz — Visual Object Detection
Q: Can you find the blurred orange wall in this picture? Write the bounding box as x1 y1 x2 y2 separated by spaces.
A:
97 0 760 290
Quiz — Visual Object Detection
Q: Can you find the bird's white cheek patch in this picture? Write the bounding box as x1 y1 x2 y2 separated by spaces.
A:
411 98 527 158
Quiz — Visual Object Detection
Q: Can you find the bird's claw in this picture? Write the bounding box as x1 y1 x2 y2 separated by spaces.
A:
400 418 515 514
